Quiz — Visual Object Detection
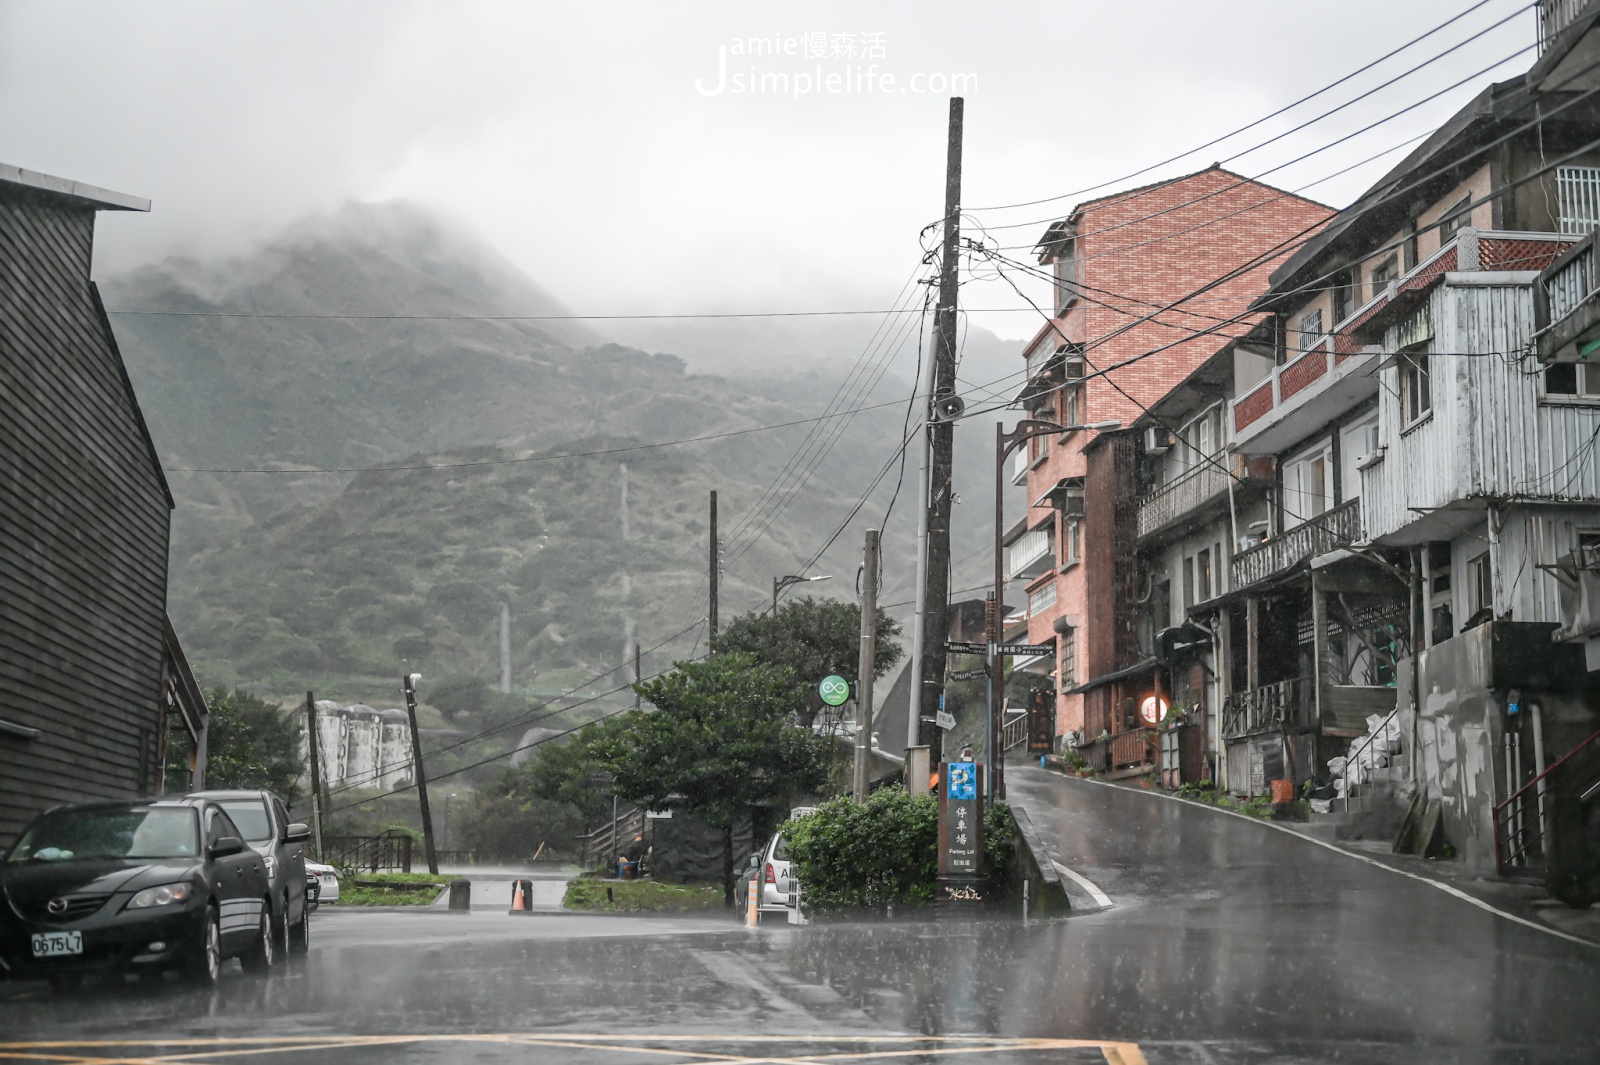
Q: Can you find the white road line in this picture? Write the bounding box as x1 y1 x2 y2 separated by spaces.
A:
1050 860 1113 909
1057 771 1600 952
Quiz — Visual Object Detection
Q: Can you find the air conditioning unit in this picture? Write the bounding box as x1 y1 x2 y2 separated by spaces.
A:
1144 426 1173 454
1062 358 1085 381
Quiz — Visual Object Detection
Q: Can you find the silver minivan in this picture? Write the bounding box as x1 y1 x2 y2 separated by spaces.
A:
188 790 311 954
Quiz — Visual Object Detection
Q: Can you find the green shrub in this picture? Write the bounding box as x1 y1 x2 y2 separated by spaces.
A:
784 787 938 914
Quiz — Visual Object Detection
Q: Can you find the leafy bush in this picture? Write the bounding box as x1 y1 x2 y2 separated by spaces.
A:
783 787 938 914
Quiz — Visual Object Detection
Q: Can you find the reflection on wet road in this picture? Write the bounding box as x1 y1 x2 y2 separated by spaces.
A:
2 764 1596 1064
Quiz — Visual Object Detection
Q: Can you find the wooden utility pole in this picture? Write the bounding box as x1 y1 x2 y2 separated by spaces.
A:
303 691 324 861
709 490 720 645
917 97 964 766
853 530 881 800
401 673 439 875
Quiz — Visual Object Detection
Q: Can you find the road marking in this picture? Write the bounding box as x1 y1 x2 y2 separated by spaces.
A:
1055 772 1600 952
0 1035 1150 1065
1050 860 1113 910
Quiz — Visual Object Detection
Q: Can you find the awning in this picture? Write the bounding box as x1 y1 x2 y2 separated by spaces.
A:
1062 656 1158 696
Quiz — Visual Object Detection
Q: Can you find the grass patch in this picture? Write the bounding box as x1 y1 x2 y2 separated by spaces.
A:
562 877 724 913
1174 781 1277 819
335 871 455 907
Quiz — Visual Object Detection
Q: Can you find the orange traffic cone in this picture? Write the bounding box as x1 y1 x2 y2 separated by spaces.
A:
510 879 531 914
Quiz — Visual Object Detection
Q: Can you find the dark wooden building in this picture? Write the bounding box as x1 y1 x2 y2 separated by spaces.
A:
0 163 204 847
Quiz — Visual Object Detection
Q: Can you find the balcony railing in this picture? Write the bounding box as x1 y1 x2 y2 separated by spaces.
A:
1137 459 1230 538
1231 498 1361 589
1546 236 1594 321
1542 0 1590 50
1008 526 1052 580
1222 677 1313 739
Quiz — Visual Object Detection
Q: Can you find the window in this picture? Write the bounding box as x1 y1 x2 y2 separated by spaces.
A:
1056 239 1080 313
1196 548 1213 603
1333 271 1356 324
1032 432 1050 463
1182 556 1195 610
1466 552 1493 624
1060 627 1076 688
1179 406 1222 472
1545 362 1600 397
1028 581 1057 616
1285 445 1331 523
1400 349 1432 425
1064 383 1080 428
1296 309 1324 357
1370 255 1398 298
1064 518 1081 565
1340 415 1380 501
1438 195 1473 240
1556 166 1600 234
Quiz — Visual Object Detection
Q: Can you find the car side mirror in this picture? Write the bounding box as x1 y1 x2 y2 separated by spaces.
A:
283 823 311 844
209 836 245 859
747 853 761 870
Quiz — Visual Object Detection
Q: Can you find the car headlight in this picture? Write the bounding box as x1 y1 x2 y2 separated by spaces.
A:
126 883 192 909
263 855 277 879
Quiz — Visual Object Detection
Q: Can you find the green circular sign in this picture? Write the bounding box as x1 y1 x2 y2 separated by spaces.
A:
818 674 851 706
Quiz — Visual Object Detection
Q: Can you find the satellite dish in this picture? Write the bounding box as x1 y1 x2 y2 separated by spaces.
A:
931 395 966 422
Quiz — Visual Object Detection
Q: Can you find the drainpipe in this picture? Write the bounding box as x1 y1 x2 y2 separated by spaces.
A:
1531 702 1551 859
1487 506 1505 618
1410 546 1423 797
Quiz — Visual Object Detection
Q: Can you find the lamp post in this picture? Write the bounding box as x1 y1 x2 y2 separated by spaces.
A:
992 418 1119 801
772 573 832 612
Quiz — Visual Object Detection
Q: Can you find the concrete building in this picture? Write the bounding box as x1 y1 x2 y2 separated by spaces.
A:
1009 168 1332 775
302 701 415 792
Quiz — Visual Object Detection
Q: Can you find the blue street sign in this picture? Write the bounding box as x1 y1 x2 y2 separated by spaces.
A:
948 761 977 801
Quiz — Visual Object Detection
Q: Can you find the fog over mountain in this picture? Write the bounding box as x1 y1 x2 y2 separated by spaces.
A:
104 201 1011 699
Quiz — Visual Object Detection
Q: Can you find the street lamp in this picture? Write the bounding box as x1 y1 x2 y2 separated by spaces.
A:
773 573 832 612
989 418 1120 801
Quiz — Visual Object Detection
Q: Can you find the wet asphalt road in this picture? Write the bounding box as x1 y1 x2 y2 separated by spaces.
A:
2 764 1597 1064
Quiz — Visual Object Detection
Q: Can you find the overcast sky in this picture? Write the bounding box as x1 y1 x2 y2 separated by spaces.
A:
0 0 1540 345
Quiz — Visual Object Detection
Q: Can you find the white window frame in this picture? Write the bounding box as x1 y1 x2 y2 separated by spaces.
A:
1544 361 1600 400
1284 441 1333 526
1296 309 1325 358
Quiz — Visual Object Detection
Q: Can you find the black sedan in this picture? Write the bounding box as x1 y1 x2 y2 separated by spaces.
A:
0 798 274 988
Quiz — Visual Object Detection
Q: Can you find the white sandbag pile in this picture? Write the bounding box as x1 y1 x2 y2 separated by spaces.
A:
1328 713 1401 799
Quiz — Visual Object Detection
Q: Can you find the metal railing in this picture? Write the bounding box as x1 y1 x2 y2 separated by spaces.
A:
1342 708 1398 813
1545 232 1596 323
1494 725 1600 872
434 849 479 867
1543 0 1592 51
1002 715 1028 752
580 805 648 870
323 831 413 873
1222 677 1313 739
1137 459 1230 538
1231 499 1361 589
1007 526 1052 580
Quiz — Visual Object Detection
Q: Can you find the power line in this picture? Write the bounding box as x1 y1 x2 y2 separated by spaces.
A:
965 0 1525 213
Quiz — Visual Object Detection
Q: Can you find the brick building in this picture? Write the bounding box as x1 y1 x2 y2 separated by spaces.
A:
1005 167 1333 770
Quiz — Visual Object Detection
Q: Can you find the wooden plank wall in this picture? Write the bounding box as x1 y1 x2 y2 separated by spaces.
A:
0 188 172 847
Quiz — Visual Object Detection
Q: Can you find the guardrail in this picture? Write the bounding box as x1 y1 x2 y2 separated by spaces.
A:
324 831 413 873
1494 725 1600 872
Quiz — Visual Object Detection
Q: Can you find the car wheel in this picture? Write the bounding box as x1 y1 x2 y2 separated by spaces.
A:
185 906 222 987
241 901 274 974
288 895 310 956
271 893 289 954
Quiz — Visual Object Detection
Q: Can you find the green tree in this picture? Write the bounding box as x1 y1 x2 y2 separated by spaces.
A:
606 653 831 905
712 596 903 727
168 688 303 803
461 767 588 862
525 718 629 827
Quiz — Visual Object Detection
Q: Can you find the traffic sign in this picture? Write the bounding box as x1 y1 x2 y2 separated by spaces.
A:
949 667 988 682
945 641 988 655
936 710 956 730
1006 643 1055 658
818 674 851 706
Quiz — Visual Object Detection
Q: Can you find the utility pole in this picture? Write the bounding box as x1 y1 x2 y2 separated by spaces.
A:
853 529 880 801
401 672 439 875
303 691 324 862
634 637 642 709
985 591 999 804
917 96 964 766
709 490 720 646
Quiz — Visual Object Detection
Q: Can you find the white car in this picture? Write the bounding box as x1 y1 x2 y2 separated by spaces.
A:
756 807 815 909
304 861 340 903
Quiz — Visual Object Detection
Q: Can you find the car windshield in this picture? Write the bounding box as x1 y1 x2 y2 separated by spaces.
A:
217 799 273 842
6 807 198 862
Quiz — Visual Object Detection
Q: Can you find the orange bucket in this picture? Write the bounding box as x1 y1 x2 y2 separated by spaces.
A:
1270 779 1295 804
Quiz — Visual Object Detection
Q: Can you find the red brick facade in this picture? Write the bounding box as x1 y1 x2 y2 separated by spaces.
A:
1019 167 1333 740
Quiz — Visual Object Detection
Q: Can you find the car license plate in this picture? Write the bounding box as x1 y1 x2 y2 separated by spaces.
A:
31 931 82 958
